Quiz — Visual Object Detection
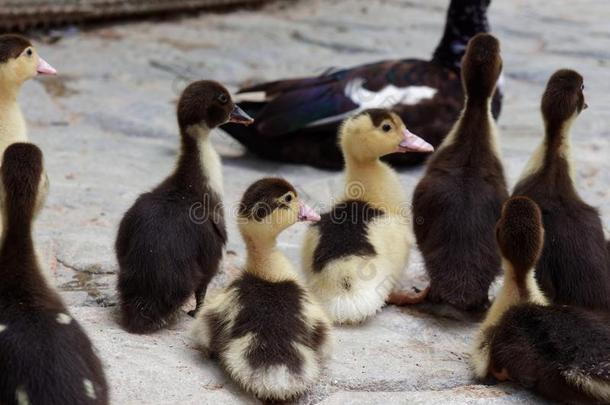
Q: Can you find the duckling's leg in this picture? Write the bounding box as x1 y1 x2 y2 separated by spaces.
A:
188 270 216 317
386 286 430 306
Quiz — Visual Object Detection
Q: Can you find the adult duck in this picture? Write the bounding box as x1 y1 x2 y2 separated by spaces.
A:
222 0 501 170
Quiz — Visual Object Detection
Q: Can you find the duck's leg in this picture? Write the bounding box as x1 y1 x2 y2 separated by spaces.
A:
188 284 209 317
387 285 430 306
188 268 216 317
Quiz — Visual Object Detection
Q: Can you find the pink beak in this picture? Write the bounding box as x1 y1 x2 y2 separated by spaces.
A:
37 57 57 75
298 201 321 222
397 128 434 153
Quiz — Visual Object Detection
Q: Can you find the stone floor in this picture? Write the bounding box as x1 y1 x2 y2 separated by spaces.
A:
18 0 610 403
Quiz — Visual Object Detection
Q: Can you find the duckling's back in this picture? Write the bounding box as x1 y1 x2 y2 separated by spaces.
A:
489 304 610 404
193 272 331 401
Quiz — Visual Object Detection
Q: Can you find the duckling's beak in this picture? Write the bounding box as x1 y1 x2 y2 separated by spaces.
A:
298 201 320 222
36 57 57 75
229 105 254 125
397 128 434 153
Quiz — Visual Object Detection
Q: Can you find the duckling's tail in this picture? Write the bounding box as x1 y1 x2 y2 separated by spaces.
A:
561 364 610 403
308 257 397 324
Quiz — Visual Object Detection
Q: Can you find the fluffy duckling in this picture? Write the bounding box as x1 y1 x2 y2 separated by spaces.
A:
0 143 108 405
190 178 331 402
513 69 610 311
116 80 253 334
0 34 56 155
412 33 508 312
301 109 433 324
472 196 610 404
222 0 501 170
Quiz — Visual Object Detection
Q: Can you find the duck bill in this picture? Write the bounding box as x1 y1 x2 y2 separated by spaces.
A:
397 128 434 153
298 201 320 222
228 105 254 125
36 57 57 75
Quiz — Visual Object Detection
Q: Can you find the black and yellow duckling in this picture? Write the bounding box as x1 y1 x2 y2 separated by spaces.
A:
472 196 610 404
301 109 433 324
222 0 501 169
0 34 56 155
116 80 253 334
513 69 610 311
412 33 508 312
190 178 331 401
0 143 108 405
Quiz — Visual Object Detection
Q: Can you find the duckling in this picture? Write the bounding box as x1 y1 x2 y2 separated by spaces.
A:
301 109 433 324
190 178 331 402
116 80 253 334
0 143 108 405
472 196 610 405
0 34 56 155
513 69 610 311
222 0 501 170
412 33 508 312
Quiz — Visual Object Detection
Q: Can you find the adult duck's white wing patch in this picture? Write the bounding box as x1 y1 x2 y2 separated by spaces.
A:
346 78 437 108
307 78 437 127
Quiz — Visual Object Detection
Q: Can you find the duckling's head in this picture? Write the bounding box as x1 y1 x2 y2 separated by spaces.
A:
461 33 502 100
0 143 48 225
177 80 253 135
496 196 544 280
238 178 320 241
541 69 586 130
339 109 433 162
0 34 56 88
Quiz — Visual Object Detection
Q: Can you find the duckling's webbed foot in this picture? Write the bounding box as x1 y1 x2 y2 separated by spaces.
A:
387 285 430 306
492 367 511 382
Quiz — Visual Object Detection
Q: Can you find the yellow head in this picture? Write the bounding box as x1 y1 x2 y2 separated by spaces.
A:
0 34 56 90
237 178 320 242
339 109 433 162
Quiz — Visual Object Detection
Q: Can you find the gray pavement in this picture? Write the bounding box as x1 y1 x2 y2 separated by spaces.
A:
18 0 610 403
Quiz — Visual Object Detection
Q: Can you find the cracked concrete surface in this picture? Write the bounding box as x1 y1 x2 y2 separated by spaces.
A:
16 0 610 403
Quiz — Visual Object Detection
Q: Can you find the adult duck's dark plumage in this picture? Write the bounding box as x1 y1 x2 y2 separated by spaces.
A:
222 0 501 170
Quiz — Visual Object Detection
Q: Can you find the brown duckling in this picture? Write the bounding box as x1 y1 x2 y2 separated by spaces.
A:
472 196 610 404
513 69 610 311
412 33 508 312
0 143 108 405
116 80 253 334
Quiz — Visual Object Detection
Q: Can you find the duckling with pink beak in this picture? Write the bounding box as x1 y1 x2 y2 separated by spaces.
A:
0 34 58 155
301 109 433 324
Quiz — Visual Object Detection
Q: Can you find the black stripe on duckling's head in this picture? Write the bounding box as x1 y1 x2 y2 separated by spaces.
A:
177 80 253 133
1 143 47 222
238 178 319 238
340 109 433 160
461 33 502 100
496 196 544 278
541 69 586 129
0 34 31 63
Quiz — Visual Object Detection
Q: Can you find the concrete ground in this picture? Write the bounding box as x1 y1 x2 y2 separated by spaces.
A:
18 0 609 403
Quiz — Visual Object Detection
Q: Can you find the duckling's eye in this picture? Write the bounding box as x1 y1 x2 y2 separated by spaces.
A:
284 194 293 203
581 84 585 91
25 48 33 57
217 94 229 104
382 123 392 133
